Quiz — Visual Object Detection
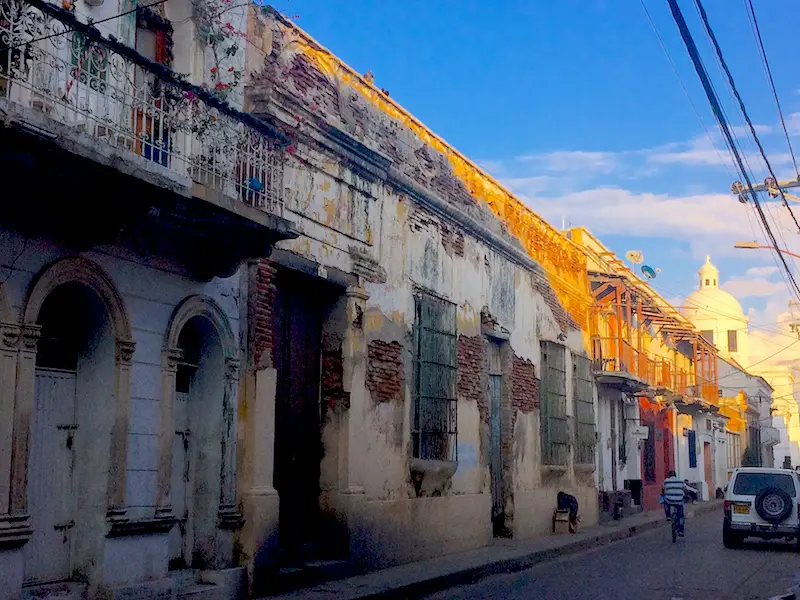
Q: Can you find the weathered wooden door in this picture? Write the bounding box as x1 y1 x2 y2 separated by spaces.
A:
704 441 713 498
489 374 503 523
25 369 77 584
488 342 504 532
168 390 190 567
273 275 326 551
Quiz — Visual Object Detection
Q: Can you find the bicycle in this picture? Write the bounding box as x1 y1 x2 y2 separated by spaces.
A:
668 504 683 543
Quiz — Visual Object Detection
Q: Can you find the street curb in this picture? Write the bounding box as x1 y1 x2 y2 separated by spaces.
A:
354 502 722 600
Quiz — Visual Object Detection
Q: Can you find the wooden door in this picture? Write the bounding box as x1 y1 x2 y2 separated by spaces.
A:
489 374 503 523
24 369 77 584
168 389 190 568
273 276 325 551
704 441 713 498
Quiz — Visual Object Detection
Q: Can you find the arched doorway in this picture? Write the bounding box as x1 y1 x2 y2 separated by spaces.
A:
162 297 238 571
24 282 116 584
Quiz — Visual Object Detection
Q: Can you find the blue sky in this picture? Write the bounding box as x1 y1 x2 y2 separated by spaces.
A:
279 0 800 349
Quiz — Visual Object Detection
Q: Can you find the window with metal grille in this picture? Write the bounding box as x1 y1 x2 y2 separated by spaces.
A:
412 293 458 461
540 341 569 466
572 354 595 465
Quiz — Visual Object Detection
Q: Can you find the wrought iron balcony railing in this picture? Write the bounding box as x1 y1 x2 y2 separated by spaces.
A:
0 0 288 213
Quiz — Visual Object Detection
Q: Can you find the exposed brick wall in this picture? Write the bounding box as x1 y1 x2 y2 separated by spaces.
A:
512 353 539 412
367 340 404 402
248 259 277 370
321 333 348 412
457 335 488 424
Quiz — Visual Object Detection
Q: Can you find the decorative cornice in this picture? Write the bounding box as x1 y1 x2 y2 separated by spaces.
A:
116 339 136 364
218 505 244 530
0 513 32 549
0 323 21 350
107 515 175 538
20 324 41 352
349 246 386 285
163 348 184 371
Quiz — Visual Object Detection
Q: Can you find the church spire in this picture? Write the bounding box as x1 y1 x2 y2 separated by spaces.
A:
698 255 719 289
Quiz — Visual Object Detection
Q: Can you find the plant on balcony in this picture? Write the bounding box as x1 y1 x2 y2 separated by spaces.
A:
192 0 244 102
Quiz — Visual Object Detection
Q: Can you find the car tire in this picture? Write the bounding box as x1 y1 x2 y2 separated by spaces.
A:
723 522 742 549
755 487 793 524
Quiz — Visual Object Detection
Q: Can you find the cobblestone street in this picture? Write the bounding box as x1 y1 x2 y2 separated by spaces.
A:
424 511 800 600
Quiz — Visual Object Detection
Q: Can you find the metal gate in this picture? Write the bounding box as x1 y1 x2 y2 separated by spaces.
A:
489 374 503 521
25 368 77 584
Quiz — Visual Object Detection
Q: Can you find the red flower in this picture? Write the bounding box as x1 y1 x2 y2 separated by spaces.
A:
228 66 235 72
210 66 218 73
215 82 230 90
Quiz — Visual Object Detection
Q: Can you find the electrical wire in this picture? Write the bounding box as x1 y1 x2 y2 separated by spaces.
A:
666 0 800 303
693 0 800 235
743 0 798 177
638 0 736 180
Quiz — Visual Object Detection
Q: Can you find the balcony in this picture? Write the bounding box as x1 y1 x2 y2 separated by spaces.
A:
0 0 295 279
591 337 653 393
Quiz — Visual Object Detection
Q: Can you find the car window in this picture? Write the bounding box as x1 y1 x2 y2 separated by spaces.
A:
732 473 797 497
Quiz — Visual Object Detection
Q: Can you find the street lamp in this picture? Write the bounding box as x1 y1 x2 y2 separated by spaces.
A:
733 241 800 259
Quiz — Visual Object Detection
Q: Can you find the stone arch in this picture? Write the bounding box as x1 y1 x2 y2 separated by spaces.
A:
164 295 237 360
157 295 241 568
22 256 133 344
11 255 135 527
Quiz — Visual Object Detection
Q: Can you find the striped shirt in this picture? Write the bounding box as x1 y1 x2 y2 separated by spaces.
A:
663 477 687 505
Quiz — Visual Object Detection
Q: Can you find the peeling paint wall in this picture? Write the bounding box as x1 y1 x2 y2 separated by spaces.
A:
240 7 599 570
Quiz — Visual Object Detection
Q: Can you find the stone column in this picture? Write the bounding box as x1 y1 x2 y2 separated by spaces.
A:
218 357 242 526
107 339 135 519
9 324 40 515
0 323 20 516
332 286 369 559
155 348 182 517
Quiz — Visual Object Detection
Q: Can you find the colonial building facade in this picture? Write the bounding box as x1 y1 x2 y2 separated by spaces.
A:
0 0 293 597
238 6 600 594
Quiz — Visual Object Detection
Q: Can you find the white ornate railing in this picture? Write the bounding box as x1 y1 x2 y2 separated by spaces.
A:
0 0 287 214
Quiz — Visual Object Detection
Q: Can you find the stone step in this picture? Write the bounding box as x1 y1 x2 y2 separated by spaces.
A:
269 559 356 595
21 582 86 600
177 583 223 600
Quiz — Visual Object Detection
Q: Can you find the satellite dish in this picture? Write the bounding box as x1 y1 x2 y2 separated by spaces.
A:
625 250 644 264
641 265 657 279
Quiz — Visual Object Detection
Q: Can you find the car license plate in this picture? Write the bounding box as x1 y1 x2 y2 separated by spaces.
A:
734 504 750 514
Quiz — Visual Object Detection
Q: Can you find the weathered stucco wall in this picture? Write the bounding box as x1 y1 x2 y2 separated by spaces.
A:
240 7 599 570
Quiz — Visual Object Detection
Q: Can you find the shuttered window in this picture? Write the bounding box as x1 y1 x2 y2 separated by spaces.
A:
412 293 458 461
540 341 568 466
572 354 596 465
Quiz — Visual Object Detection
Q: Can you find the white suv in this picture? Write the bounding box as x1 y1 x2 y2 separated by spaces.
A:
723 467 800 548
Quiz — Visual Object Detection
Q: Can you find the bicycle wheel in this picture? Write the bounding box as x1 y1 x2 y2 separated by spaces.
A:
671 509 677 543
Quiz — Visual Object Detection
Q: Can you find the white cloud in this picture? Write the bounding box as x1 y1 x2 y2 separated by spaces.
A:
723 277 787 298
519 150 619 174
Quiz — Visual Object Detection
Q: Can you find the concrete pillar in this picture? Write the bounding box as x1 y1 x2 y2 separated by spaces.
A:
9 324 40 514
219 357 241 519
0 323 20 515
333 286 369 558
239 367 280 595
108 339 135 516
155 348 182 517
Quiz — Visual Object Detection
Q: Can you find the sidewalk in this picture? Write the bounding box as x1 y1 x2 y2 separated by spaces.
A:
265 501 722 600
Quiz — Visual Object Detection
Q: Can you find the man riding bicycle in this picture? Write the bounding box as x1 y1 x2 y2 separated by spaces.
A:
662 470 698 537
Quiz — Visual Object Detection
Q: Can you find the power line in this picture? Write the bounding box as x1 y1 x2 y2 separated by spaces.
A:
666 0 800 303
692 0 800 235
743 0 798 177
0 0 168 53
637 0 736 180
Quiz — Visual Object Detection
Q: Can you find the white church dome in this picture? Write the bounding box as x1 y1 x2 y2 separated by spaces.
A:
683 256 746 322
